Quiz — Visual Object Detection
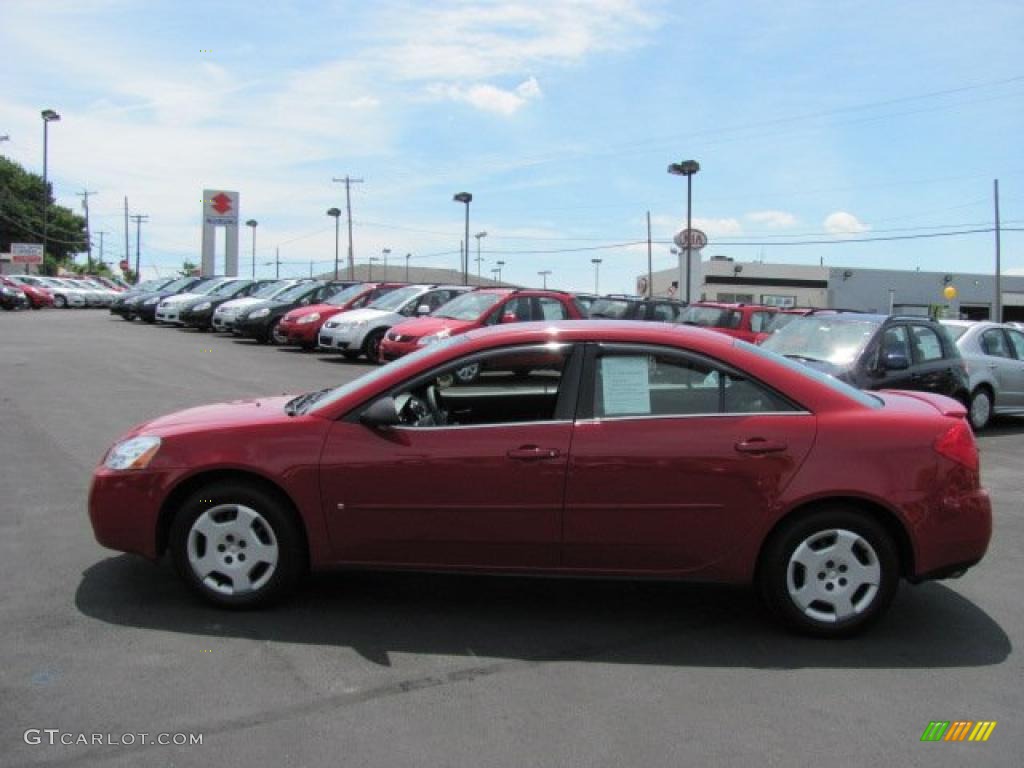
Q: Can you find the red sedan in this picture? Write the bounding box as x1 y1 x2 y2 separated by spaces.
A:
277 282 403 349
2 275 54 309
88 322 991 636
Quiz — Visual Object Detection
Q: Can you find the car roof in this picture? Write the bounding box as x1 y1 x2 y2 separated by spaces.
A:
462 319 739 350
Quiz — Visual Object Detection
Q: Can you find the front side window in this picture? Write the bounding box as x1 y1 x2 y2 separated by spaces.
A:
593 350 795 418
909 325 944 362
879 326 911 361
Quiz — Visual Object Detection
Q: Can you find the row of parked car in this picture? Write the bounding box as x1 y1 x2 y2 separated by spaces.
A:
1 273 130 310
107 274 1024 431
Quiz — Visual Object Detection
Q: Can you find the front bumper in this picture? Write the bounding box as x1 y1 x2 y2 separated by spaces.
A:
279 319 320 346
89 468 174 560
136 302 161 321
181 306 214 328
155 305 183 324
235 315 272 339
379 336 419 361
211 311 238 331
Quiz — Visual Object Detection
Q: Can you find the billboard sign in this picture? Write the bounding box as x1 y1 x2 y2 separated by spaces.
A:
11 243 44 264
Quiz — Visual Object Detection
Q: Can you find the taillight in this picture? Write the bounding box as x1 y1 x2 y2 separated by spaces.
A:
934 420 979 472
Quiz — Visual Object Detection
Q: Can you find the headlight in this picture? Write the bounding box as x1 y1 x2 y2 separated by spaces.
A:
250 307 270 319
193 301 211 311
104 436 161 470
297 313 321 325
144 296 160 305
417 331 450 346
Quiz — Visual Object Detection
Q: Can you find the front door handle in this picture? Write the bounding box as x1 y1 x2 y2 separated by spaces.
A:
507 446 561 460
735 438 788 454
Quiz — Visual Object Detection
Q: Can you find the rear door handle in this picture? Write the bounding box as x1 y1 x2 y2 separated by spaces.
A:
507 446 561 460
734 438 788 454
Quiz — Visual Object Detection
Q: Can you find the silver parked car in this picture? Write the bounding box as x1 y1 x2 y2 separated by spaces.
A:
941 320 1024 429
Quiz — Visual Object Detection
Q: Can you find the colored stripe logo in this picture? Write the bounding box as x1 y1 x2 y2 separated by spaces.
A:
921 721 996 742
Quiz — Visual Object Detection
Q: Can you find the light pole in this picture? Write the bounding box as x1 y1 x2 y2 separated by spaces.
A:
381 248 390 280
496 260 505 285
405 253 411 282
474 231 487 282
669 247 681 298
453 192 472 285
327 207 341 279
41 109 61 262
491 267 500 283
538 269 551 289
667 159 700 303
591 258 602 294
245 219 257 279
369 256 379 281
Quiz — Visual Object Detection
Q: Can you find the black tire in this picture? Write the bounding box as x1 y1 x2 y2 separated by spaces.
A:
264 318 285 346
758 507 899 637
968 387 993 431
54 295 67 309
362 328 386 364
169 482 306 608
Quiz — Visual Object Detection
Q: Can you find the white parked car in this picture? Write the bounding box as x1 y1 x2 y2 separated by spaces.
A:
212 280 303 331
317 284 471 361
39 277 89 308
156 278 234 324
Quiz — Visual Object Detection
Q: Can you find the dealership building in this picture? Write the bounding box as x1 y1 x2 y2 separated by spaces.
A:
645 256 1024 321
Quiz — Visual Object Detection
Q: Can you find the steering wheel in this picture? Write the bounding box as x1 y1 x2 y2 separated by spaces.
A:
426 384 447 426
398 386 446 426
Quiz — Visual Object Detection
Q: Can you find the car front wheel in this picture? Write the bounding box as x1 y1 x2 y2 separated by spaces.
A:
169 482 306 607
759 508 899 637
362 328 386 363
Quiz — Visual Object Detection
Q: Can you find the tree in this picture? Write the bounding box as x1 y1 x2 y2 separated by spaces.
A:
180 259 199 277
0 155 87 263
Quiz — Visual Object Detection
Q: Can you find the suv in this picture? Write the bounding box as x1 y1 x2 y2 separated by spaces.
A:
761 312 969 403
379 288 586 361
587 294 686 322
942 320 1024 430
318 284 471 361
678 301 778 343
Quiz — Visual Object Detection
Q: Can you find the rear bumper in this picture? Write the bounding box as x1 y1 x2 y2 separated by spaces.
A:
913 488 992 579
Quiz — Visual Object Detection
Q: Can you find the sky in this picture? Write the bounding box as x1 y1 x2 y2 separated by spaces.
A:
1 0 1023 293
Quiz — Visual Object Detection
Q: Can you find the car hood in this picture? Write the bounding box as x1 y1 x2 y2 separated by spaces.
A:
131 395 301 437
217 296 265 312
390 316 475 338
284 302 339 322
328 307 400 325
161 291 205 305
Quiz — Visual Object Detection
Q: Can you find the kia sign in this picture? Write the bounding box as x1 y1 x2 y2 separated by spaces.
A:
673 228 707 251
11 243 44 264
203 190 239 227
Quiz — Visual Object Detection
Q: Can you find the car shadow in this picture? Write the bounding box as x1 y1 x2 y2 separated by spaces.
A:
76 556 1010 670
980 415 1024 436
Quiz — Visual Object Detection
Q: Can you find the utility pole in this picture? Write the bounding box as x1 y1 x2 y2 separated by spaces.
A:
382 248 390 280
405 253 411 282
538 270 551 289
130 214 148 281
646 210 653 298
309 260 314 278
332 175 363 280
275 247 280 279
591 258 602 294
994 179 1002 322
124 197 132 281
77 189 97 272
95 230 107 269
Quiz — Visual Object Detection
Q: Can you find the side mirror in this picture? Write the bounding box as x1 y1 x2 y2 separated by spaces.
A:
500 312 518 324
883 351 910 370
416 304 431 316
360 397 401 428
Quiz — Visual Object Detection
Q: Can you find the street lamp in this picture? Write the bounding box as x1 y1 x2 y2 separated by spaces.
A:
496 260 505 285
381 248 391 280
245 219 258 279
591 258 602 294
368 256 379 281
41 109 61 262
453 192 472 285
405 253 411 282
474 231 487 282
667 159 700 303
538 269 551 289
327 207 341 279
491 267 500 283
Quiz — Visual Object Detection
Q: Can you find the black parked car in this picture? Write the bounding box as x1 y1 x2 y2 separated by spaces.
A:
1 283 30 310
588 294 687 322
133 276 223 323
177 279 273 330
233 280 351 344
109 277 176 319
760 312 970 403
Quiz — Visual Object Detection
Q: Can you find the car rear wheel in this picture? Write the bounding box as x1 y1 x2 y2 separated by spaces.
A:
54 295 67 309
169 482 306 607
968 387 993 431
759 508 899 637
362 328 386 364
266 318 287 345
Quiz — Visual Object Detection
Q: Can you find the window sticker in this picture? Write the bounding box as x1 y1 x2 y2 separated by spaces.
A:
601 356 652 415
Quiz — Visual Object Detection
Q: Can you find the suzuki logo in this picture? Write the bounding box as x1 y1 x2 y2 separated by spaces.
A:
211 193 232 214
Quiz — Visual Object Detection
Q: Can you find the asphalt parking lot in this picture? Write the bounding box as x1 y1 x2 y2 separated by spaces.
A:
1 310 1021 767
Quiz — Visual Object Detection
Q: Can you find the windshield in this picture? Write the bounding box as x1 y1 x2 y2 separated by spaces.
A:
588 298 633 319
739 341 882 409
763 312 802 334
192 279 229 295
210 279 247 296
325 283 370 306
369 285 423 311
160 276 196 293
306 335 471 414
274 282 318 302
680 306 732 327
247 281 287 298
761 316 880 366
434 291 505 321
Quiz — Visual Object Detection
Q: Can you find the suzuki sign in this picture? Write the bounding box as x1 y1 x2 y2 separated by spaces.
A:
201 189 240 276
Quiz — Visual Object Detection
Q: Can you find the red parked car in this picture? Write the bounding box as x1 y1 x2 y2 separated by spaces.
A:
679 301 778 343
2 275 54 309
89 321 991 637
379 288 585 362
277 282 401 350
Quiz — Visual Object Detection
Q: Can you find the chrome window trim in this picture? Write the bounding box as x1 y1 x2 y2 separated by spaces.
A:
575 411 812 425
392 419 573 432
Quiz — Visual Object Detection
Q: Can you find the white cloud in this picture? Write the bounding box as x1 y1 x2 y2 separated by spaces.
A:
427 76 543 115
823 211 869 236
746 210 798 228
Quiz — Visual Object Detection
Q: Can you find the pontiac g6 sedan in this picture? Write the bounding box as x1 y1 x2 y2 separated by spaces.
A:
89 322 991 637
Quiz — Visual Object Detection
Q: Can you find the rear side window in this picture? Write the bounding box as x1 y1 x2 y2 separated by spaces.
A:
1006 329 1024 359
537 297 568 320
909 325 945 362
981 329 1012 358
750 311 774 333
